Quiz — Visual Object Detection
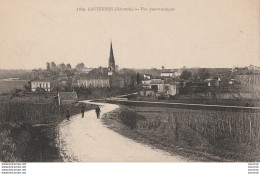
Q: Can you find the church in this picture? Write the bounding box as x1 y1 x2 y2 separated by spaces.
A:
108 42 116 76
77 42 134 88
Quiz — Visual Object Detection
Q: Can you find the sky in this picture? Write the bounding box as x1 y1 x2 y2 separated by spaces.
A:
0 0 259 69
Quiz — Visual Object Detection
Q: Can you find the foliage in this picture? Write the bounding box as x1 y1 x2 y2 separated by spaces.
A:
35 87 46 93
75 63 85 71
198 68 211 80
180 70 192 80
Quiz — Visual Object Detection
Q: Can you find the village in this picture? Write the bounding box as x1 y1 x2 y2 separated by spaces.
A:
1 42 259 107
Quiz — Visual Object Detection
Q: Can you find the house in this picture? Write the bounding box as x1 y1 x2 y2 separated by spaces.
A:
248 65 260 71
149 79 178 96
141 79 151 89
161 69 179 78
77 79 110 88
58 92 78 105
144 74 152 80
150 79 165 92
31 80 51 92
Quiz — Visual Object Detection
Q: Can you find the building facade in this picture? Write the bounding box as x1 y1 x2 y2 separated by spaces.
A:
31 80 51 92
161 69 179 78
77 79 110 88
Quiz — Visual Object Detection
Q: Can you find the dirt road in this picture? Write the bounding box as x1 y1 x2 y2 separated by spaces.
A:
57 101 186 162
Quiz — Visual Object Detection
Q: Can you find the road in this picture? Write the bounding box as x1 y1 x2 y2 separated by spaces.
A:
57 101 186 162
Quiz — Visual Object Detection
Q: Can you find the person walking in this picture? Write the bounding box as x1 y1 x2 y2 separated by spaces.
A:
66 107 71 121
95 106 101 119
81 104 85 118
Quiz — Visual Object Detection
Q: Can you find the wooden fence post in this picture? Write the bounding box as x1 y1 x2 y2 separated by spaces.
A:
174 113 179 141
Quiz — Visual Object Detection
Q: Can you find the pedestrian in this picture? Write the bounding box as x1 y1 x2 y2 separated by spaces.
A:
66 107 71 121
81 104 85 118
95 106 101 119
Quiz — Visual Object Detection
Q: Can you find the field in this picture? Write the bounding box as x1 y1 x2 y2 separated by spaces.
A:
102 105 260 161
0 80 28 94
129 93 260 107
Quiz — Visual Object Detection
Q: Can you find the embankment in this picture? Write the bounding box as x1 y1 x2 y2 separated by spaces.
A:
102 105 260 162
0 102 96 162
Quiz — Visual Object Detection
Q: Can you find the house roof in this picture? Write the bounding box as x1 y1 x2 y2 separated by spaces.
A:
81 68 94 72
150 79 164 84
78 78 109 81
58 92 78 101
165 78 184 85
31 79 50 82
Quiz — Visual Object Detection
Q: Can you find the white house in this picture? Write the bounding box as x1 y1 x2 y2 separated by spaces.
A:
77 79 110 88
31 80 51 92
161 69 179 78
144 74 152 80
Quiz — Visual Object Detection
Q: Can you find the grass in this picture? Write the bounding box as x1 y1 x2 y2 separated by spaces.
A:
0 80 28 94
102 106 260 162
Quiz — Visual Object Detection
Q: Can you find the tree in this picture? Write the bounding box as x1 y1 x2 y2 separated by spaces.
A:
58 63 66 71
115 65 119 72
136 73 141 90
46 62 50 70
23 82 31 92
180 70 192 80
50 61 56 70
66 63 72 70
198 68 211 80
75 63 85 71
35 87 46 93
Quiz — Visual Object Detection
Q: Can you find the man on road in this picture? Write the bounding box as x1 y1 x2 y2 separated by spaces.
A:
95 106 101 119
81 104 85 118
66 107 71 121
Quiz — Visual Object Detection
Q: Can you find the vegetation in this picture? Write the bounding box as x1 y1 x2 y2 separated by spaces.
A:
0 100 96 162
180 70 192 80
102 106 260 162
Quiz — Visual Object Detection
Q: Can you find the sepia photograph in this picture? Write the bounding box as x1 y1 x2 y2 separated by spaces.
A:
0 0 259 172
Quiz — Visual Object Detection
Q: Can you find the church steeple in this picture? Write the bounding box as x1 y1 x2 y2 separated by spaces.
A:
108 42 115 74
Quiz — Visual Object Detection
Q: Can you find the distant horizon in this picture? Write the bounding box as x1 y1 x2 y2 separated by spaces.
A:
0 64 256 71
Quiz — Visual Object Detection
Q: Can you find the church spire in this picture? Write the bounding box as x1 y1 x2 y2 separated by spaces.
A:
108 42 115 74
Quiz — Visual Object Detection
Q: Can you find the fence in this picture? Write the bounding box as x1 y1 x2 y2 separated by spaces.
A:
136 108 260 149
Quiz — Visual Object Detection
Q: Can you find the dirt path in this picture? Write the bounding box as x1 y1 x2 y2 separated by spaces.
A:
57 101 186 162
